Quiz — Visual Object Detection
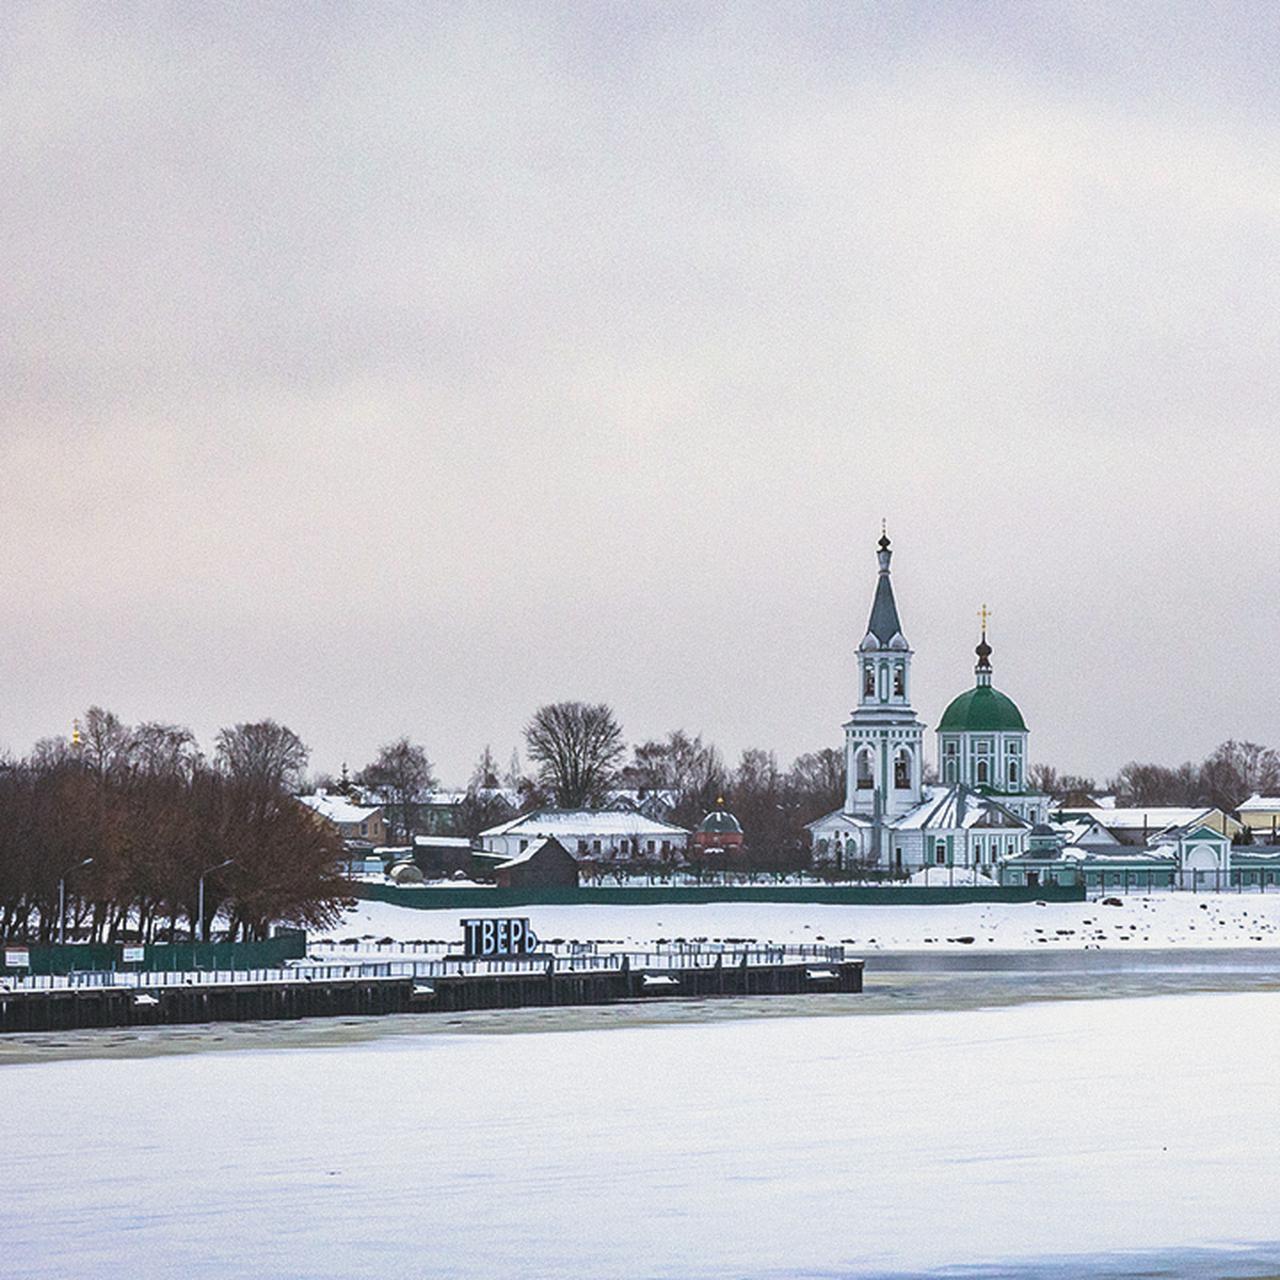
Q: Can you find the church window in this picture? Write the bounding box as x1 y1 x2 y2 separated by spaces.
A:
878 665 888 701
864 665 874 697
974 840 983 862
935 842 946 865
1008 761 1018 784
977 760 989 784
893 665 904 696
944 760 957 783
856 750 874 790
894 748 911 789
944 740 958 757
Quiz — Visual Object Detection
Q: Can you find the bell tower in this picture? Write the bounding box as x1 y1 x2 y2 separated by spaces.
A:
844 529 925 838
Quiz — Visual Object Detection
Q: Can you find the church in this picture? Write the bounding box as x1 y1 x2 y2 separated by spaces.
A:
807 532 1049 876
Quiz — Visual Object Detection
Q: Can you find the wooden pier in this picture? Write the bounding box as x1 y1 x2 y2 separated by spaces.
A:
0 950 863 1033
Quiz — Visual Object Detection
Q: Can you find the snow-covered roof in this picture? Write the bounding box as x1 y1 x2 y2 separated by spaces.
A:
299 792 383 825
1069 807 1226 833
891 785 1027 833
805 809 872 834
1238 795 1280 812
413 835 473 848
495 837 558 869
1050 817 1120 846
480 808 689 839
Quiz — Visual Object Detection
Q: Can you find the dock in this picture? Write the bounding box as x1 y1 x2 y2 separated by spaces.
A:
0 946 863 1033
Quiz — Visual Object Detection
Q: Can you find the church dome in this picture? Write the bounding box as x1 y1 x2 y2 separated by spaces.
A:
937 685 1027 733
698 807 742 835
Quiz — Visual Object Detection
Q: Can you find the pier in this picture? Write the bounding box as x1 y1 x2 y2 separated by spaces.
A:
0 946 863 1033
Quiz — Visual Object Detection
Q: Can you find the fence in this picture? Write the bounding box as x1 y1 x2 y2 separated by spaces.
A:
353 881 1086 911
0 930 307 978
0 943 849 994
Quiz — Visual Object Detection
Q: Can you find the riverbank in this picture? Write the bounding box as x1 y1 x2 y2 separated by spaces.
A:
326 891 1280 952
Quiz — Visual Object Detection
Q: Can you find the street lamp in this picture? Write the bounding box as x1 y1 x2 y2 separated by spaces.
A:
197 859 235 944
58 858 94 947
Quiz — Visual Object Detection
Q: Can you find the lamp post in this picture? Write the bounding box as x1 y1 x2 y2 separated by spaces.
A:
58 857 94 947
197 859 235 944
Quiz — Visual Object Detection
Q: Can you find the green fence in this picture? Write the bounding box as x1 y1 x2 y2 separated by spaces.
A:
353 882 1086 912
1 930 307 977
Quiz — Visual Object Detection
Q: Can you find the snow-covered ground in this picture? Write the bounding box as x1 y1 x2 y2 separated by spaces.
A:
4 990 1279 1278
324 892 1280 952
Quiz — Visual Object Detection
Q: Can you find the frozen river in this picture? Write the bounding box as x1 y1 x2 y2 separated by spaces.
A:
4 976 1280 1278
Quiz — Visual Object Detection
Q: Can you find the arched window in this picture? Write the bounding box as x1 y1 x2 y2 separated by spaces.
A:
894 748 911 789
856 749 874 790
935 841 947 865
893 664 904 697
977 760 989 784
1008 760 1018 785
863 665 875 697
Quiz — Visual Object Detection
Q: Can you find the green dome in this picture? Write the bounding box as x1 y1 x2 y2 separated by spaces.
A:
937 685 1027 733
698 809 742 835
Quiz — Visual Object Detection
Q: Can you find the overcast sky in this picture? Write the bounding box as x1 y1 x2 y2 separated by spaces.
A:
4 2 1279 785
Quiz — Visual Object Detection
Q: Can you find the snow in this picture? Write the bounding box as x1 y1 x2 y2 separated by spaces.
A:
481 808 689 838
4 991 1280 1277
324 893 1280 951
297 792 381 825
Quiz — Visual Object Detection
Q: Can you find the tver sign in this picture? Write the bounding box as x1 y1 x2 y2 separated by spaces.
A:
461 917 539 958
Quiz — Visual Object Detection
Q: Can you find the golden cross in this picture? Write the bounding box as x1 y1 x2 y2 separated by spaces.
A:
979 603 991 633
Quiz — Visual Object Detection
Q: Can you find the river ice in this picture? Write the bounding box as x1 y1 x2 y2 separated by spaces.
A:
3 989 1279 1278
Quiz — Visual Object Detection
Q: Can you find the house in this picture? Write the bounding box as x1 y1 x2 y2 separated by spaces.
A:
478 809 690 862
299 792 387 848
1237 795 1280 841
411 835 476 879
1059 806 1243 847
493 836 580 889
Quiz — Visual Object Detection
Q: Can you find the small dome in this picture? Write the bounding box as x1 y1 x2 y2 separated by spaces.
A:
937 685 1027 733
698 808 743 835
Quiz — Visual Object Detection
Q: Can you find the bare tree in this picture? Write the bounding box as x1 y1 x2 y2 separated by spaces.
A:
215 720 309 792
525 701 624 808
1200 741 1280 812
358 738 437 841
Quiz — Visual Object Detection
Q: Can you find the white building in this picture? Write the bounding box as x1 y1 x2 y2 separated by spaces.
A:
478 809 690 862
808 533 1046 875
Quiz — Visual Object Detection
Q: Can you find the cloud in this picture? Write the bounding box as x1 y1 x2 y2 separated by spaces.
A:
2 3 1278 779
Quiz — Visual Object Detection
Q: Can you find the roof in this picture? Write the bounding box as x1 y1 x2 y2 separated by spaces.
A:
891 784 1028 833
805 809 873 834
937 685 1027 733
494 837 573 869
479 808 690 839
862 534 907 649
298 792 383 826
1238 795 1280 812
698 808 742 835
1069 806 1220 832
413 835 474 849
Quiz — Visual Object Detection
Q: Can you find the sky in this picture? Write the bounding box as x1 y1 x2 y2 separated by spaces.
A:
4 2 1279 786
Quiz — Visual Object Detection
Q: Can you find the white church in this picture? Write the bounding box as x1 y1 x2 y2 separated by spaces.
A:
807 532 1050 876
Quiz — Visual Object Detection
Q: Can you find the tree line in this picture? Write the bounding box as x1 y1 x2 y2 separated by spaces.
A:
0 709 347 944
1030 740 1279 816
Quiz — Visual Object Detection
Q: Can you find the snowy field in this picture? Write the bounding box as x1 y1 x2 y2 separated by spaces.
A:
4 990 1280 1279
324 892 1280 952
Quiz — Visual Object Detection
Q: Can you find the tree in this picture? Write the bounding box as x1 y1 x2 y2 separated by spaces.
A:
215 721 309 792
788 748 845 824
524 701 624 808
624 730 725 828
358 738 437 841
1200 740 1280 813
457 746 516 839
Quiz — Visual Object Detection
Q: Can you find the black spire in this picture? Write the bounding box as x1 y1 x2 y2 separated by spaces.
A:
975 605 992 687
865 527 906 646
